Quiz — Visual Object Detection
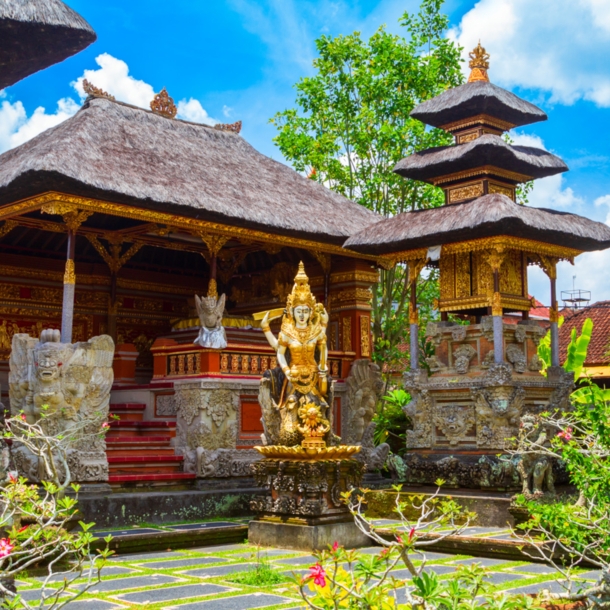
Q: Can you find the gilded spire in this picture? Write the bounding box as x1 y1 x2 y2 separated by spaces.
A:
468 42 490 83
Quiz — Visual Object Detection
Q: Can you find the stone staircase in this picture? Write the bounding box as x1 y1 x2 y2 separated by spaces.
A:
105 403 196 488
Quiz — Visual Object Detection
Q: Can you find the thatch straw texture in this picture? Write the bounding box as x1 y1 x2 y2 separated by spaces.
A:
344 194 610 254
393 134 567 183
0 97 378 244
411 81 547 129
0 0 96 89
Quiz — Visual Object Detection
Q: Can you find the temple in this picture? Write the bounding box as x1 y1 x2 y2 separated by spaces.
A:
345 44 610 488
0 86 384 497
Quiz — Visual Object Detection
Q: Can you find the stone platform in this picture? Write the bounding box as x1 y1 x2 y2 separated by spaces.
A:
248 519 370 552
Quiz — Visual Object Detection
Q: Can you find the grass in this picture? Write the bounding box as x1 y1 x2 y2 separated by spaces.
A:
229 563 290 586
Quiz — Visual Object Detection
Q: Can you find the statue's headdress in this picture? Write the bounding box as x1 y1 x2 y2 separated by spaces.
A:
286 262 316 311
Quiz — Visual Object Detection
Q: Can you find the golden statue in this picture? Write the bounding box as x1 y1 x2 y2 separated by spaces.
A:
256 262 359 459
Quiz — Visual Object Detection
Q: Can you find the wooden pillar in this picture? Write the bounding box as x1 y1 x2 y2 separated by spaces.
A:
108 271 118 342
61 229 76 343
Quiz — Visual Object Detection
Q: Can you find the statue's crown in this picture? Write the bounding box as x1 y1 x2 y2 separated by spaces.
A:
287 262 316 310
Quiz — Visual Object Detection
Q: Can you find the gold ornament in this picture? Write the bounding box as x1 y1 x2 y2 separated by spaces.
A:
468 42 490 83
150 88 177 119
63 259 76 285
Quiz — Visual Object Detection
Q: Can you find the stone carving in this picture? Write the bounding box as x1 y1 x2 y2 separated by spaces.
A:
506 343 527 373
194 293 227 349
250 458 364 521
434 404 475 445
156 393 177 416
453 344 476 374
425 354 445 373
514 325 527 343
472 385 524 449
354 422 390 471
451 325 467 342
8 331 114 482
481 349 494 369
529 353 543 372
405 389 432 449
516 414 555 497
343 359 383 444
477 455 521 489
196 448 261 478
174 381 240 475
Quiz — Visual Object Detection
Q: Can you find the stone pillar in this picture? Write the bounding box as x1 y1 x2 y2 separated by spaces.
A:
408 258 428 370
410 281 419 370
550 275 560 367
61 229 76 343
492 269 503 363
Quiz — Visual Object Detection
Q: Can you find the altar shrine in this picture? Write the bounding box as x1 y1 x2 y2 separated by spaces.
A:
345 44 610 489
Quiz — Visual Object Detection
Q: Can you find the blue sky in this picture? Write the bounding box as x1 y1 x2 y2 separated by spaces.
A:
2 0 610 305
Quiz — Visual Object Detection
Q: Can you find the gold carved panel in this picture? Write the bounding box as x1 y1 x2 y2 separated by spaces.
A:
447 182 484 204
455 253 472 298
342 317 352 352
360 315 370 358
439 255 455 301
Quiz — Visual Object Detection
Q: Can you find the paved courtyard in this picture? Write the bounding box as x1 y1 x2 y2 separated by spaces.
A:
17 525 601 609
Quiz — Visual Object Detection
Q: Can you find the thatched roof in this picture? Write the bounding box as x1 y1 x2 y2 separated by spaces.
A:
0 0 96 89
411 81 547 129
0 96 378 245
393 135 567 183
344 193 610 254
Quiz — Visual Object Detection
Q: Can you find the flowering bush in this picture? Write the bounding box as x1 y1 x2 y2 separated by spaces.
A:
0 410 112 608
294 486 541 609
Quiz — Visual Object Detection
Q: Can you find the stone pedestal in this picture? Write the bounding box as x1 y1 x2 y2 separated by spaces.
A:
248 519 370 551
250 457 368 551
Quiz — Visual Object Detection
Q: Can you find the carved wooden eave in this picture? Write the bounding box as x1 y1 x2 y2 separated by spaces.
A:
0 191 381 264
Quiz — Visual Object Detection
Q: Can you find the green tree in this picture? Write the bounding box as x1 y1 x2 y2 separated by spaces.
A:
271 0 463 368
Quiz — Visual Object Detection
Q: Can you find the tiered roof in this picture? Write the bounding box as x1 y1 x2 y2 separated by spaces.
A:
345 44 610 254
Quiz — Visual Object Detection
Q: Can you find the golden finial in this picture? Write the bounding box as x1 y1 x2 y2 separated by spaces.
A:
150 88 177 119
82 79 115 100
214 120 242 134
468 42 490 83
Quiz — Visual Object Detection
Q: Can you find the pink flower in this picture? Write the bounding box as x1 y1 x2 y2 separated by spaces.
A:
101 422 110 429
19 414 26 422
308 563 327 587
408 527 416 542
8 474 16 484
558 427 573 441
332 541 339 552
396 535 403 544
0 538 14 558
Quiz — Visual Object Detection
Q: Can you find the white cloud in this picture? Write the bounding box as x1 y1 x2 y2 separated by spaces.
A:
450 0 610 106
222 105 233 118
510 131 583 210
0 97 80 154
177 98 216 125
0 54 219 155
72 53 155 108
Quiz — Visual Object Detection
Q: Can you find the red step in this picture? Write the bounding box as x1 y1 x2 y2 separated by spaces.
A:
108 455 184 475
106 420 176 439
108 472 196 486
108 403 146 422
106 436 175 458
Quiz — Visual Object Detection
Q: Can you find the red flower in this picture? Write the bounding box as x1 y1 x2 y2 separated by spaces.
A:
8 474 16 484
19 414 26 422
396 535 403 544
18 526 28 533
408 527 416 542
557 427 573 441
332 541 339 552
0 539 14 558
308 563 327 587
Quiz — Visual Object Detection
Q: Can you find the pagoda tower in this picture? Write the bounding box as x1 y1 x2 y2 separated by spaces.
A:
345 44 610 489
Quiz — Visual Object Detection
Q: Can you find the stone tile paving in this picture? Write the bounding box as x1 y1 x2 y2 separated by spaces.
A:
15 530 603 609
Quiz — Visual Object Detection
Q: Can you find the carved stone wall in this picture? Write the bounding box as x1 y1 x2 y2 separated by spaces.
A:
173 379 262 478
8 332 114 483
402 319 573 489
